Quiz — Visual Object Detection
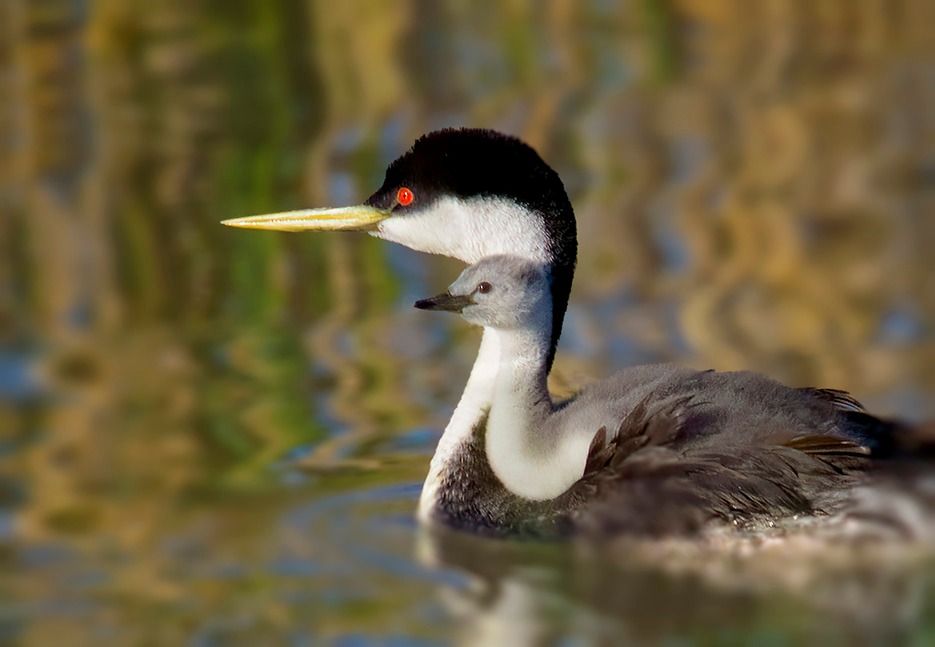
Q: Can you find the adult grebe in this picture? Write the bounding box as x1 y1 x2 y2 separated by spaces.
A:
223 128 922 538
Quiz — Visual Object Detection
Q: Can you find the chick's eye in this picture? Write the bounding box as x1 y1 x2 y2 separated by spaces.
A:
476 281 492 294
396 187 414 206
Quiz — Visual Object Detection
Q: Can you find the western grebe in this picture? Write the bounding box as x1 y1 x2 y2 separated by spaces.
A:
223 128 925 539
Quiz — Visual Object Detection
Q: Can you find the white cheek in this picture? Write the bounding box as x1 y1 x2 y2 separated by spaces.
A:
373 196 550 265
460 309 485 327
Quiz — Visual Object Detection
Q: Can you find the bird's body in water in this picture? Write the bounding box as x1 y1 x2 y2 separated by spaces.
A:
223 127 929 540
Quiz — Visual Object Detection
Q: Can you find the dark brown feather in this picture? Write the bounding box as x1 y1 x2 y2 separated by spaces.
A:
798 387 867 412
783 435 872 456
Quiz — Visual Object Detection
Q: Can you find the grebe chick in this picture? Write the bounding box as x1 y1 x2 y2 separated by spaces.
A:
415 255 888 538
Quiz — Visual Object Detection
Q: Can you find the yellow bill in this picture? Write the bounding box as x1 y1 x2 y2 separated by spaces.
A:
221 205 390 232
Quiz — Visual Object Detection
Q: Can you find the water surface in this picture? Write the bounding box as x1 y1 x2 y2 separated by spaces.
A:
2 1 934 644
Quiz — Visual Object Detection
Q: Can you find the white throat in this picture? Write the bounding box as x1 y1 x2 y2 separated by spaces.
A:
374 195 550 264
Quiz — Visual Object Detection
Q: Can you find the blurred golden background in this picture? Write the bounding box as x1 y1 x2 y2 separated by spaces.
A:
1 0 933 644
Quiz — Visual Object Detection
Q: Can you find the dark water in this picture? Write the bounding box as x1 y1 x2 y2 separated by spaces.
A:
2 1 935 644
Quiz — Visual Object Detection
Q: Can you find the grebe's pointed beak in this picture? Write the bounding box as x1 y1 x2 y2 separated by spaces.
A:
414 292 474 314
222 205 390 232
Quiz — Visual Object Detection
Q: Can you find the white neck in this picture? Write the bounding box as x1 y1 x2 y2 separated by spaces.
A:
484 326 588 500
417 330 500 520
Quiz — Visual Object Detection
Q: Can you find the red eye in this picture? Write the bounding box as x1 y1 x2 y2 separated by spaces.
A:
397 187 414 206
477 281 492 294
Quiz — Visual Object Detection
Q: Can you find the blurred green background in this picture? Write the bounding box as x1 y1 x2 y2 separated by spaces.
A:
1 0 934 644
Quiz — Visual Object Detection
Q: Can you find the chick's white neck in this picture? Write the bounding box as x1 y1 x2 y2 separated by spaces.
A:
484 317 590 500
